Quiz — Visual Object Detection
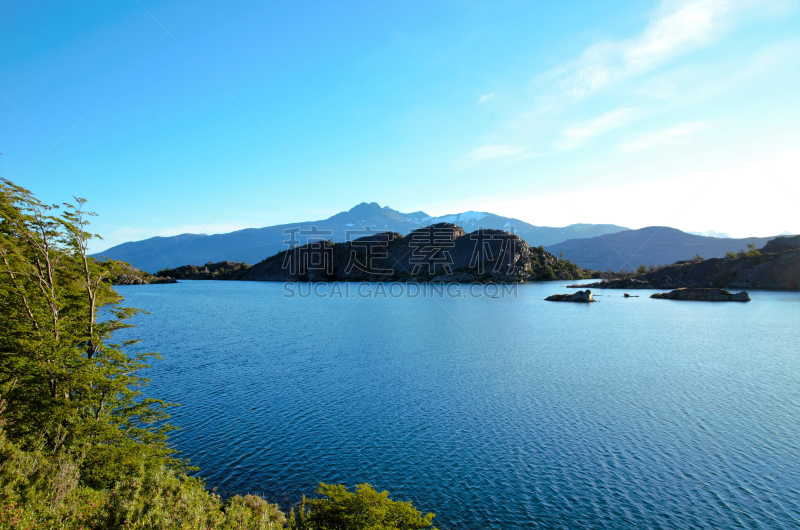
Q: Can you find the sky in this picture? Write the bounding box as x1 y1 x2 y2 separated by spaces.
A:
2 0 799 252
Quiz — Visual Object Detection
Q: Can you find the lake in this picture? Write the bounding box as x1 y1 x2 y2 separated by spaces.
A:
114 280 800 529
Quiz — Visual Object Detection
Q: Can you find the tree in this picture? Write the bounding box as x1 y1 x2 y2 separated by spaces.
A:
0 179 179 488
636 264 647 275
0 179 289 528
288 483 438 530
725 251 737 259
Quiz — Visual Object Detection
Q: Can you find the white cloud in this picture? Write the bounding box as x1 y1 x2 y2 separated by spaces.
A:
539 0 767 99
619 121 711 153
476 93 495 104
443 147 800 238
558 108 637 149
457 144 531 167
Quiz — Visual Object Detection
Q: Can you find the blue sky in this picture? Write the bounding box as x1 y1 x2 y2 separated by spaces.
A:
2 0 799 251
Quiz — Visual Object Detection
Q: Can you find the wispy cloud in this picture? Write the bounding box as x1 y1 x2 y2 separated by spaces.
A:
619 121 711 153
558 108 637 149
538 0 766 99
476 92 495 104
456 144 532 168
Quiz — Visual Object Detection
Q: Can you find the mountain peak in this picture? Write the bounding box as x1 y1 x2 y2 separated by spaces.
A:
349 201 383 212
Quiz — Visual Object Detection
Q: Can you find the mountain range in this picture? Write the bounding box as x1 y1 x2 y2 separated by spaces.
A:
688 230 732 238
545 227 783 272
95 202 629 272
96 202 790 274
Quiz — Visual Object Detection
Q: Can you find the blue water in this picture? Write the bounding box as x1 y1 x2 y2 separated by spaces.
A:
114 281 800 529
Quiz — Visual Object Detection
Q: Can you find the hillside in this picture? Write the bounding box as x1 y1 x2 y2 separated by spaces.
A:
574 235 800 291
94 202 627 272
156 224 598 283
545 226 783 272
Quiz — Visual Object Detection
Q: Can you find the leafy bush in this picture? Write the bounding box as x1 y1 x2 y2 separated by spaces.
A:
538 265 556 281
287 483 437 530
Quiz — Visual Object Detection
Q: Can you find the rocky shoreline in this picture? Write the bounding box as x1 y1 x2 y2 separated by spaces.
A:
570 236 799 291
107 262 177 285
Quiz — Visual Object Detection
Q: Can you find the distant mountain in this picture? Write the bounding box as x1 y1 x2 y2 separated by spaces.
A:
545 227 781 272
94 202 628 272
688 230 732 238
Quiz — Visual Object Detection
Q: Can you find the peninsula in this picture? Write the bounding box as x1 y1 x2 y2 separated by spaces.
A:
573 235 800 291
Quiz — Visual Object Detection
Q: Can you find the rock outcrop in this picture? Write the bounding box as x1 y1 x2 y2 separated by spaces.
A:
573 237 799 291
545 290 595 302
650 288 750 302
108 262 177 285
760 234 800 254
163 224 599 283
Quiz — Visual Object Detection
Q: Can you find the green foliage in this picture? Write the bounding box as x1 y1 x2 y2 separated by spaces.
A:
0 180 439 529
538 265 556 281
0 179 179 487
636 264 647 275
744 244 760 257
287 483 437 530
0 425 285 529
732 244 761 259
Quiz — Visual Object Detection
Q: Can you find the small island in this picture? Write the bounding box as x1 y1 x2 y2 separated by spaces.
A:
545 290 595 302
650 288 750 302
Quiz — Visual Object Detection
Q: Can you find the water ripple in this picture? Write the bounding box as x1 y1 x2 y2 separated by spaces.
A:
114 281 800 529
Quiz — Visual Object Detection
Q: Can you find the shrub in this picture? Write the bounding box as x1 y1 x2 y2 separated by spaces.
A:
538 265 556 281
287 483 437 530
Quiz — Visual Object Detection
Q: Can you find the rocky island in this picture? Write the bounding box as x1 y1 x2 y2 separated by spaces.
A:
156 223 599 283
650 288 751 302
545 290 595 302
